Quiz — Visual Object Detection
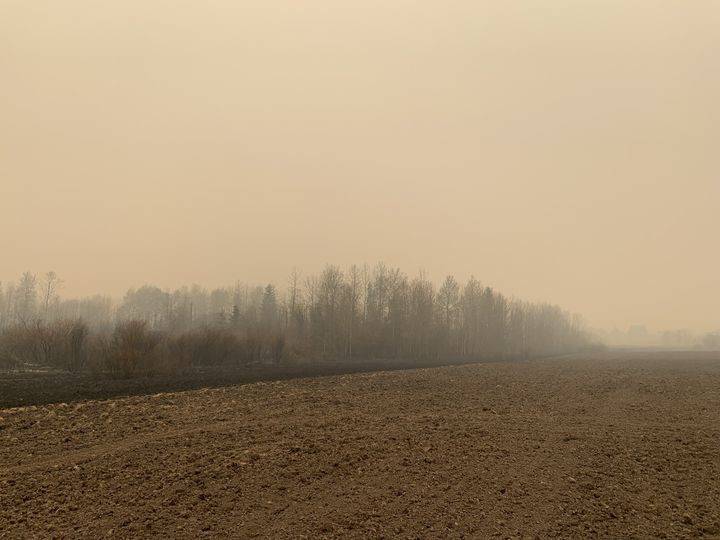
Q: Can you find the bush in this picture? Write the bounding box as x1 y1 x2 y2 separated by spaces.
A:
105 320 162 378
0 327 29 370
270 335 285 365
65 321 89 372
36 320 89 372
171 327 243 368
0 320 89 371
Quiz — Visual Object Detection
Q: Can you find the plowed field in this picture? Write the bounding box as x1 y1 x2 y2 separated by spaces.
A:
2 351 719 538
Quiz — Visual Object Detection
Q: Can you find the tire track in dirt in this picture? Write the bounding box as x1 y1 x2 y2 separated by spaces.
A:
0 419 246 478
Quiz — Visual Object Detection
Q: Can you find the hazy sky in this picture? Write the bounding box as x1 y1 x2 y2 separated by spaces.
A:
2 1 718 332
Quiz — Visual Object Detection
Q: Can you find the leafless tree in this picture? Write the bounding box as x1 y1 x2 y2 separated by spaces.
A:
41 271 63 319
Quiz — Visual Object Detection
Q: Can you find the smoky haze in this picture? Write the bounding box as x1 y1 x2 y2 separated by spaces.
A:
1 1 718 333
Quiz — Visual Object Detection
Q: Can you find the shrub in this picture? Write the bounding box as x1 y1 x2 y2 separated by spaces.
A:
270 335 285 365
65 320 89 372
35 320 89 371
105 320 162 378
171 327 242 368
0 320 89 371
0 327 28 370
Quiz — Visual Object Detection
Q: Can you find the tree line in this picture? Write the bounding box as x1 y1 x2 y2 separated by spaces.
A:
0 264 594 376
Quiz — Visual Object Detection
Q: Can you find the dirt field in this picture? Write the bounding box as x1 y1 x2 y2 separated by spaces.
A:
0 358 489 409
1 351 719 538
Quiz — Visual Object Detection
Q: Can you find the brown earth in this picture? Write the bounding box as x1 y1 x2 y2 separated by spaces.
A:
0 358 510 409
1 350 719 538
0 358 499 410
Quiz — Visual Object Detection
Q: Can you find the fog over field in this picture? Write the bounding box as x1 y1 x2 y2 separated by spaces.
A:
2 2 720 538
2 1 719 334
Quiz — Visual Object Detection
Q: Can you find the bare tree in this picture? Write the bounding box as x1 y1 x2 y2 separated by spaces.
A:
41 271 63 319
15 272 38 324
1 264 593 374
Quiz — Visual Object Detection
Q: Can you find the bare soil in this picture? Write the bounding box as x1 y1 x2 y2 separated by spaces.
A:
0 358 495 409
1 350 719 538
